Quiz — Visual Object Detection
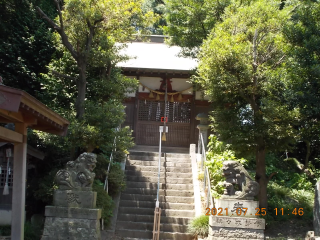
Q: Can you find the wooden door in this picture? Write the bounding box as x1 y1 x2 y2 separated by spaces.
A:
136 100 191 147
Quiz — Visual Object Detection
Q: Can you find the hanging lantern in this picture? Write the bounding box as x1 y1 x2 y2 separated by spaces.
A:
178 93 183 101
170 95 174 102
149 91 154 98
156 94 160 100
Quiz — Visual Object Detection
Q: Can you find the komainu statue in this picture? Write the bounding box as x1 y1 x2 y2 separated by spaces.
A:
221 161 259 200
55 152 97 191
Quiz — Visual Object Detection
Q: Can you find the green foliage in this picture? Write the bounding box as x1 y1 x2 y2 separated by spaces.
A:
197 0 297 153
0 222 42 239
24 221 42 240
205 135 248 197
31 168 59 205
187 215 209 237
164 0 231 58
0 0 56 99
0 225 10 236
92 180 114 227
266 182 313 223
282 0 320 168
265 153 316 192
142 0 166 34
95 154 126 196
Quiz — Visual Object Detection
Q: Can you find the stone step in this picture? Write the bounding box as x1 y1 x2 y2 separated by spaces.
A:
128 155 190 162
125 170 191 178
129 152 190 158
126 173 192 182
126 160 192 168
117 214 192 225
116 221 188 232
126 181 194 190
118 207 195 217
126 165 192 173
121 193 194 203
119 200 194 210
116 229 193 240
123 188 194 197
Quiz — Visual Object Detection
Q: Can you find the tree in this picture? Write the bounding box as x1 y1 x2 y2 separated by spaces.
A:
283 0 320 169
142 0 166 34
36 0 155 118
196 0 297 208
164 0 231 58
0 0 56 98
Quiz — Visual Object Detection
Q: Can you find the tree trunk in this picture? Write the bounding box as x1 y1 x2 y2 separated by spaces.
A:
255 139 268 208
304 140 311 169
75 58 87 119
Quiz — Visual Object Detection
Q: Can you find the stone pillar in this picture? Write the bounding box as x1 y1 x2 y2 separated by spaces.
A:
11 123 28 240
314 180 320 236
196 113 209 151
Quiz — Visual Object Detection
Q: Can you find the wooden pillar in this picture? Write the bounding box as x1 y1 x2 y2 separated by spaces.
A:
189 91 196 144
133 75 139 140
11 123 28 240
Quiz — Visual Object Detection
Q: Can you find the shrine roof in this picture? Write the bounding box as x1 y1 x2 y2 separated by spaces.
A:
117 36 198 73
0 85 69 139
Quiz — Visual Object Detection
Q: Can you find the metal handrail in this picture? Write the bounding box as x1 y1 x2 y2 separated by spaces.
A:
199 133 214 208
104 127 120 193
156 128 162 207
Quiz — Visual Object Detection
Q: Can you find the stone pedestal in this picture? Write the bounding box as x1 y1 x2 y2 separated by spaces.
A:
41 190 101 240
209 199 265 240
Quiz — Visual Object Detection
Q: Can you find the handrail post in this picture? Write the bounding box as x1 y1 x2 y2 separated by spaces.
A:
104 127 120 192
156 126 163 207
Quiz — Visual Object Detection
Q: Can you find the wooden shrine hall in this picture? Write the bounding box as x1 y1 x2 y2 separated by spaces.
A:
117 35 211 147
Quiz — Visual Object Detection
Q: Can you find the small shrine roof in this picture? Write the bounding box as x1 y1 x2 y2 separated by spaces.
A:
0 85 69 141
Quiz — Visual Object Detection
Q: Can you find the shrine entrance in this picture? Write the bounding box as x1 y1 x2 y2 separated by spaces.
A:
135 99 191 147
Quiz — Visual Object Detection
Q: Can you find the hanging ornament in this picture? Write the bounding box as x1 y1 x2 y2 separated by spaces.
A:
170 95 174 102
178 93 183 101
144 99 147 105
149 91 154 98
156 94 160 101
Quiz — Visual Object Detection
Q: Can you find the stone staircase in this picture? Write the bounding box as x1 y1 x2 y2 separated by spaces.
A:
115 151 195 240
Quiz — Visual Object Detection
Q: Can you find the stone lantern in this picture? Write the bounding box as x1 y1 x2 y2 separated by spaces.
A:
196 113 209 150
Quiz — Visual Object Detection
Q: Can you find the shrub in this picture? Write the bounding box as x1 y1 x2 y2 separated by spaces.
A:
206 135 248 197
0 225 10 236
92 180 114 227
24 221 42 240
266 182 314 223
187 215 209 238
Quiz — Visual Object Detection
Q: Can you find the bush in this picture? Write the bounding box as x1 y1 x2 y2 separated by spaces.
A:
266 182 314 223
94 154 126 196
92 180 114 227
24 221 42 240
187 215 209 238
0 225 10 236
205 135 248 198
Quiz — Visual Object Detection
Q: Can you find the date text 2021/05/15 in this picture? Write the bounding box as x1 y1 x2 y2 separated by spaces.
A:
205 208 304 216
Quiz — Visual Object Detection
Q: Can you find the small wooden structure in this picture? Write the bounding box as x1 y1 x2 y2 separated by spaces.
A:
0 85 69 240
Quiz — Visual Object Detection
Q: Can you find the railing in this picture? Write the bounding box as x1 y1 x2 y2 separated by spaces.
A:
104 127 120 193
153 126 164 240
198 133 214 208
